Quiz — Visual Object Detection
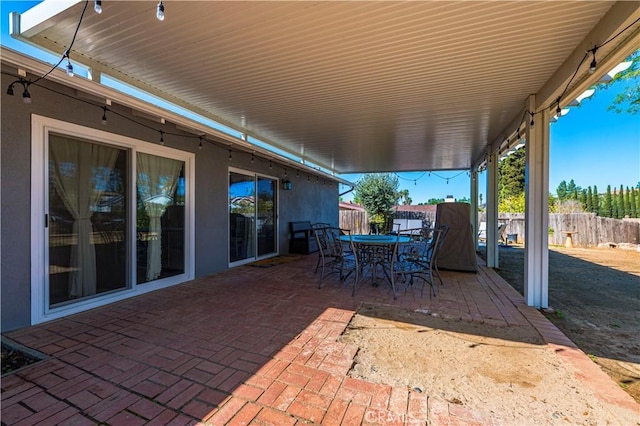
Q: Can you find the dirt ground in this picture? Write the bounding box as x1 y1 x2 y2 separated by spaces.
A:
338 245 640 424
492 245 640 404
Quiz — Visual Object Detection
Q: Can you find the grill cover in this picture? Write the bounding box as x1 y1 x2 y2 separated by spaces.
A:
435 203 478 272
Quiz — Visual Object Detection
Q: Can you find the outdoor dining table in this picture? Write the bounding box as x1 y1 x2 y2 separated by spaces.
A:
339 234 412 297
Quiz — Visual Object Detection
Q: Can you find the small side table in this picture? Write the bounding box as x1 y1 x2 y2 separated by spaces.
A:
562 231 577 248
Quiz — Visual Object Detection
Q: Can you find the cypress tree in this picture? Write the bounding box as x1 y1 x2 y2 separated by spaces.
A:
592 185 600 214
586 186 593 212
623 185 630 218
617 184 624 218
613 188 619 218
604 185 613 217
631 188 638 218
579 189 587 210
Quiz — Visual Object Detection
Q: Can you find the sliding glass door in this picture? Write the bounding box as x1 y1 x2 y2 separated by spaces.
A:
229 170 277 264
34 116 194 324
48 134 128 305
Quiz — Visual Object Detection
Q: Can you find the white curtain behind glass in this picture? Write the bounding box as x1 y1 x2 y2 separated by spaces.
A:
50 135 118 298
137 153 183 282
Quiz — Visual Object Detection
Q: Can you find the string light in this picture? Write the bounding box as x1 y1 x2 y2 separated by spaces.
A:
251 153 254 163
65 57 74 77
156 1 165 21
94 0 102 14
159 130 164 145
101 106 108 125
198 136 203 150
269 160 272 170
589 47 598 74
228 150 232 160
529 111 535 127
307 175 310 182
22 85 31 104
296 170 299 178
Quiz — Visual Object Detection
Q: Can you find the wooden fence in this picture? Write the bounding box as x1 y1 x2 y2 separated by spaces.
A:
343 210 640 246
478 212 640 247
338 211 369 234
339 210 437 235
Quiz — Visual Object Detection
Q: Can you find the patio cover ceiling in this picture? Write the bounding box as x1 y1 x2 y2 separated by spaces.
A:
11 1 640 174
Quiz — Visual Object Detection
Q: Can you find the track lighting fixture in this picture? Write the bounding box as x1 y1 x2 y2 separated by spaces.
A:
94 0 102 14
156 1 165 21
101 106 108 125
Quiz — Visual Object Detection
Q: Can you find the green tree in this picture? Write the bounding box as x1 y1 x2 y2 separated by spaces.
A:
586 186 593 212
499 192 525 213
620 184 628 218
397 189 412 205
499 148 525 199
427 198 445 205
603 185 613 217
354 173 399 232
594 50 640 115
630 187 638 218
592 185 600 214
579 189 587 209
498 148 526 213
556 180 568 201
567 179 581 200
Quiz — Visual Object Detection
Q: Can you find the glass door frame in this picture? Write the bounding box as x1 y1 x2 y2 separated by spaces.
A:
30 115 195 325
228 167 279 267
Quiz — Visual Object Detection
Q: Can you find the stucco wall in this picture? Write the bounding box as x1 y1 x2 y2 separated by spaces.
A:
1 70 338 332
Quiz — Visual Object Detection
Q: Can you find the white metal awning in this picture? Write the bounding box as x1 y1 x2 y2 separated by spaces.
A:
8 1 640 174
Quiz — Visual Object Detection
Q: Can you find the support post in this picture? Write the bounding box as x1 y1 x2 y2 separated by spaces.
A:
524 95 549 308
470 170 479 249
486 150 499 268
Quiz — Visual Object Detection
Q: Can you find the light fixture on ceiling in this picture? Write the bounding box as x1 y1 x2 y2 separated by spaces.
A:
156 1 165 21
94 0 102 14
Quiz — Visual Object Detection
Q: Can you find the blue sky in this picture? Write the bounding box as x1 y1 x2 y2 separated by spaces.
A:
3 1 639 205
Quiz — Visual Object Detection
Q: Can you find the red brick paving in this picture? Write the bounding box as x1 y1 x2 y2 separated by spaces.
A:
2 255 638 424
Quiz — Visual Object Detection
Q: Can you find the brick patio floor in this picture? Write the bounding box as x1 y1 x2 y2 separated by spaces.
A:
2 255 638 425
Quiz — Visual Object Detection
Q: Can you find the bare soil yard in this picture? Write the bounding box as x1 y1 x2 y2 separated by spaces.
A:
491 245 640 403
